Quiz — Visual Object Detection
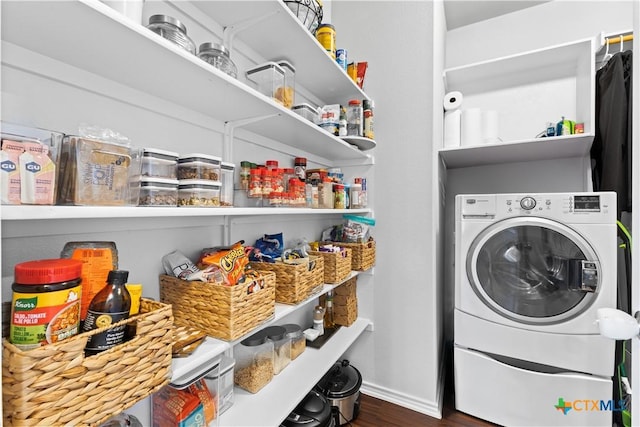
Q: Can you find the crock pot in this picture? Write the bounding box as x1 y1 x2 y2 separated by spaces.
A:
315 360 362 425
281 390 334 427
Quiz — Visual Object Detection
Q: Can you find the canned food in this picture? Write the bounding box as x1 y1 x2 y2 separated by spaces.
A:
316 23 336 59
336 48 347 70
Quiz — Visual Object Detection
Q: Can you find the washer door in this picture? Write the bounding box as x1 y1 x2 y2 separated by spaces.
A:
466 217 600 325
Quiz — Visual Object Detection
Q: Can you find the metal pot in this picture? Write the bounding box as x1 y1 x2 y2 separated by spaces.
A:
281 390 334 427
315 360 362 425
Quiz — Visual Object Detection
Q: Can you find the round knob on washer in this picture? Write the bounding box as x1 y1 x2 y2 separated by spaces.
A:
520 197 536 210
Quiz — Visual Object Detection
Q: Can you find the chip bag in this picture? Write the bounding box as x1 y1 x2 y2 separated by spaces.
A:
201 241 248 286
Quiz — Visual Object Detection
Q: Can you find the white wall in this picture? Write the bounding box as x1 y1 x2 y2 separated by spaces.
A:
333 0 445 418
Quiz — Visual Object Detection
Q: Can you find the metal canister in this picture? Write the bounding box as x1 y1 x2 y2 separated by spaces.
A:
336 48 347 70
316 23 336 59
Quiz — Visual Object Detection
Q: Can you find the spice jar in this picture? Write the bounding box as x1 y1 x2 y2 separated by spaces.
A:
234 330 274 393
197 42 238 78
282 324 305 360
282 168 296 192
220 162 235 207
10 258 83 350
240 161 252 191
263 326 290 374
146 14 196 55
294 157 307 181
319 177 334 209
334 184 346 209
248 168 263 198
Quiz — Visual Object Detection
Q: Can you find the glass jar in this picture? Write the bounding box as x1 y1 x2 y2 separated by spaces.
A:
282 168 296 192
220 161 235 207
234 330 274 393
263 326 290 374
261 168 273 198
319 178 334 209
294 157 307 181
346 99 363 137
272 168 284 193
334 184 346 209
177 179 221 207
240 161 252 191
248 168 262 198
146 14 196 55
141 148 178 179
282 324 305 360
197 42 238 78
178 153 221 181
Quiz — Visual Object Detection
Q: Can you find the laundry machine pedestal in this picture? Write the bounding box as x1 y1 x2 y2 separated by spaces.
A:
454 346 614 427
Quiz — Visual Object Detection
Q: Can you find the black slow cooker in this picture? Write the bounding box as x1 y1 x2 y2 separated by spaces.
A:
315 360 362 426
281 390 335 427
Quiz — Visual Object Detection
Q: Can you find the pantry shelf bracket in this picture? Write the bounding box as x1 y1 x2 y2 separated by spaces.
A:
222 10 280 52
223 114 280 161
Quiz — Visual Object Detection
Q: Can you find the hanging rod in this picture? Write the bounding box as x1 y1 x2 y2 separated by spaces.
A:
605 34 633 45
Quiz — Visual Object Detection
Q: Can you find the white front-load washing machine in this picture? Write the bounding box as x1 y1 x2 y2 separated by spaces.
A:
454 192 618 427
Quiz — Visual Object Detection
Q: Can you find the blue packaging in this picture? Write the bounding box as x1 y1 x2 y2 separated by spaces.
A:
336 48 347 70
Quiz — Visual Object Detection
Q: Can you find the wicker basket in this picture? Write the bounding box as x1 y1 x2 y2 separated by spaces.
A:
249 256 324 304
323 239 375 271
2 298 173 427
160 272 275 341
308 248 352 284
326 276 358 326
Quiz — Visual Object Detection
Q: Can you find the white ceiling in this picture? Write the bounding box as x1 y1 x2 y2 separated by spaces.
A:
444 0 551 30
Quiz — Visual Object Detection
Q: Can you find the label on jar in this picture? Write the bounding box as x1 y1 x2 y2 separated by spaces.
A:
83 309 129 353
10 285 81 350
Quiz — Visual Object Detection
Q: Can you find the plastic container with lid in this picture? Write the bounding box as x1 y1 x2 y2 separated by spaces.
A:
292 103 319 123
146 14 196 55
204 354 236 416
334 184 346 209
220 161 235 207
263 326 291 374
177 179 221 207
178 153 221 181
234 330 274 393
197 42 238 78
246 62 286 105
141 148 179 179
138 177 178 206
294 157 307 181
10 258 83 350
282 324 305 360
276 60 296 108
346 99 363 137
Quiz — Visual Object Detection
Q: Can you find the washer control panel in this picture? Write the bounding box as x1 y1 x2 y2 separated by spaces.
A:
519 196 536 210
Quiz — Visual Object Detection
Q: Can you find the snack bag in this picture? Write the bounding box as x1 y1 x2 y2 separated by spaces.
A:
201 241 248 286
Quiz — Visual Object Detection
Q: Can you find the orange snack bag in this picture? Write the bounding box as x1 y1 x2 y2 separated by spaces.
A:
201 241 248 286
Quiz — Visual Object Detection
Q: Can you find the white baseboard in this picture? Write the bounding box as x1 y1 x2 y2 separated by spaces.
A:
359 380 444 419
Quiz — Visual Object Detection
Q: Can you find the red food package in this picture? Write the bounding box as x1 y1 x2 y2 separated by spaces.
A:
152 385 204 427
188 378 216 424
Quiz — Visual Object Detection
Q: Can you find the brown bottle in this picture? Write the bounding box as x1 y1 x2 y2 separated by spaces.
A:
83 270 131 355
324 292 335 329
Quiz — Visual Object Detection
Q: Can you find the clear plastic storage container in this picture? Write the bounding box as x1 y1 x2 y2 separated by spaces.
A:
234 330 274 393
146 14 196 55
197 43 237 79
246 62 286 106
177 179 221 207
220 161 235 207
141 148 178 179
276 60 296 108
138 177 178 206
263 326 290 374
178 153 221 181
204 355 236 416
292 103 319 123
282 324 305 360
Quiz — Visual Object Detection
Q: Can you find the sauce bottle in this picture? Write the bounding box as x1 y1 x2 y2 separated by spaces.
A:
83 270 131 355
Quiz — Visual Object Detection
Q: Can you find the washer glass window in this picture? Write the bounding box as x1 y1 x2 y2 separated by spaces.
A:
474 225 589 318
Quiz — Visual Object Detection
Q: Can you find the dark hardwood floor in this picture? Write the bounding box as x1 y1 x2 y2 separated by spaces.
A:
350 393 497 427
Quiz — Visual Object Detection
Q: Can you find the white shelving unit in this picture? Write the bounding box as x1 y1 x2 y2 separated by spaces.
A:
440 38 595 169
1 1 375 426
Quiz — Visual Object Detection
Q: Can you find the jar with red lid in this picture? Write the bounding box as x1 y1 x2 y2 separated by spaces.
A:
334 184 346 209
272 168 284 193
10 258 83 350
261 169 273 197
248 169 262 198
294 157 307 181
283 168 296 192
266 160 279 171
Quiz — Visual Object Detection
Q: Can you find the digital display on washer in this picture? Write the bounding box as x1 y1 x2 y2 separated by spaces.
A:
574 195 600 212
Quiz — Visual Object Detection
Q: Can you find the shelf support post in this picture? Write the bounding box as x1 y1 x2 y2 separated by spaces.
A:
222 10 280 52
223 113 280 161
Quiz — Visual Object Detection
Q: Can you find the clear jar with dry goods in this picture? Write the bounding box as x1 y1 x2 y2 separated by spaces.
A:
263 326 290 374
146 14 196 55
282 324 305 360
138 177 178 207
177 179 221 207
234 330 274 393
141 148 178 179
220 161 235 207
178 153 221 181
197 42 238 78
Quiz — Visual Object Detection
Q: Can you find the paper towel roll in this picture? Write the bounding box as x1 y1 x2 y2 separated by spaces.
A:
461 108 482 146
443 110 462 148
482 110 499 144
443 91 463 111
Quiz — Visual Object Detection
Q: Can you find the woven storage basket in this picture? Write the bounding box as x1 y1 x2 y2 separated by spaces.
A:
249 256 324 304
160 272 275 341
2 298 173 427
308 248 351 284
322 277 358 326
323 239 375 271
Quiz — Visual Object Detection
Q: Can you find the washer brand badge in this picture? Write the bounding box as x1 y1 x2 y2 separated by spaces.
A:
25 161 41 173
466 199 476 204
555 397 627 415
1 160 16 172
